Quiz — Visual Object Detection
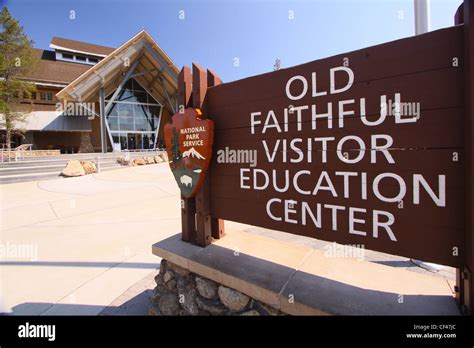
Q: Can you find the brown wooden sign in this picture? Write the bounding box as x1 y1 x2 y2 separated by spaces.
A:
201 25 465 268
175 0 474 313
164 108 214 198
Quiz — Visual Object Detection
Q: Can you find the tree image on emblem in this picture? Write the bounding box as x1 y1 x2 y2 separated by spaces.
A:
170 128 182 165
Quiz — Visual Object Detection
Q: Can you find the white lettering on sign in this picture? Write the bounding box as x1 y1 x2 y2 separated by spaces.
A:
235 66 446 243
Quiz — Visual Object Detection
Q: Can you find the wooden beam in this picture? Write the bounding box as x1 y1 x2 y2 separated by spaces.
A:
143 42 178 85
104 55 142 115
192 63 207 109
158 77 176 114
178 66 192 109
193 63 212 246
206 68 225 240
178 66 196 243
130 67 158 79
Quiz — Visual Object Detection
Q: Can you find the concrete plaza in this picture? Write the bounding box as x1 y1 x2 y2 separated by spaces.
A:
0 163 181 315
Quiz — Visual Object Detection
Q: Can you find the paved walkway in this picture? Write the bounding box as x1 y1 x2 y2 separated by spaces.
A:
0 163 456 315
0 164 180 315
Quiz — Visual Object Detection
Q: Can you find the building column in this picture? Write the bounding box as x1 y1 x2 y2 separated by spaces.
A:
99 87 107 153
78 132 94 153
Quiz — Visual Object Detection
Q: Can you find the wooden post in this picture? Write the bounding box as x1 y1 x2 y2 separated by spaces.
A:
206 69 225 240
178 67 196 243
193 63 212 246
463 0 474 314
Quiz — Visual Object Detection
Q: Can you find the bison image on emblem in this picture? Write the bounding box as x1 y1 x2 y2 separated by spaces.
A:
180 175 193 187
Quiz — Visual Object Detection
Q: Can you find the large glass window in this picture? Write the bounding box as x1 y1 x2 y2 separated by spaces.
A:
105 78 162 151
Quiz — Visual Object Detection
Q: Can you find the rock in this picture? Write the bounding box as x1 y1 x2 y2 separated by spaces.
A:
154 155 163 163
165 278 177 291
151 287 163 304
159 153 168 162
61 160 86 177
196 296 228 315
159 259 168 274
158 293 180 315
134 158 146 165
148 303 161 316
163 271 174 283
196 277 218 300
154 273 164 286
179 289 199 315
147 157 155 164
241 309 260 316
177 274 195 292
80 160 96 174
155 283 169 295
117 156 130 165
218 286 250 312
167 262 190 277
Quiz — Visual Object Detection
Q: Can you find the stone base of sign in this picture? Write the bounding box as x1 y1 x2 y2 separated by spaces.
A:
151 229 460 315
149 258 285 315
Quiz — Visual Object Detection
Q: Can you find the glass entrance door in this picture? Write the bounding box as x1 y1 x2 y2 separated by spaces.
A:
112 131 157 151
127 133 143 150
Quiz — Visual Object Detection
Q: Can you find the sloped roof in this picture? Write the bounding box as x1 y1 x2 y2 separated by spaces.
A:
56 30 179 108
24 48 92 85
50 37 115 57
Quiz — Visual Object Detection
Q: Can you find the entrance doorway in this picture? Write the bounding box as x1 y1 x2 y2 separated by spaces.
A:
112 132 157 151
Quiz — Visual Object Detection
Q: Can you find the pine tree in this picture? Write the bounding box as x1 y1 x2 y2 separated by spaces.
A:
0 7 36 150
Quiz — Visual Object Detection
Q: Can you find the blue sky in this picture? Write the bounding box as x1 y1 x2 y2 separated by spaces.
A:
2 0 463 82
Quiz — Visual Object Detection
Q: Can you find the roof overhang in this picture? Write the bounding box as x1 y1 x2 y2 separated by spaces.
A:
56 30 179 114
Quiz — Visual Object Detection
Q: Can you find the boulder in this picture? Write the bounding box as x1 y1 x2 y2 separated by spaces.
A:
80 160 96 174
148 303 161 316
146 157 155 164
179 288 199 315
117 156 130 165
158 293 180 315
195 296 228 315
61 160 86 177
154 155 163 163
196 277 218 300
159 153 168 162
165 279 177 291
151 287 164 304
177 274 195 292
218 286 250 312
134 158 146 165
168 262 190 277
163 271 174 283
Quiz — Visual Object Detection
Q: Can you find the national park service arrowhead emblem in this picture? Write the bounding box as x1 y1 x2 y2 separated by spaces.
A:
164 108 214 198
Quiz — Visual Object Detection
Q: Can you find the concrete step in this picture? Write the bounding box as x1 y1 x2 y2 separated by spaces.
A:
0 165 125 185
0 151 166 184
0 151 164 167
0 160 119 175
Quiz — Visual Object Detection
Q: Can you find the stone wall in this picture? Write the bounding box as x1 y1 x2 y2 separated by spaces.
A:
149 259 284 316
78 132 94 153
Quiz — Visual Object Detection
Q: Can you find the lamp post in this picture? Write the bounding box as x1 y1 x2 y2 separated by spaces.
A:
414 0 431 35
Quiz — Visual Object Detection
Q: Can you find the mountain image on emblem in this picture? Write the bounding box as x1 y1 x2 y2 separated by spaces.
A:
182 147 206 160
